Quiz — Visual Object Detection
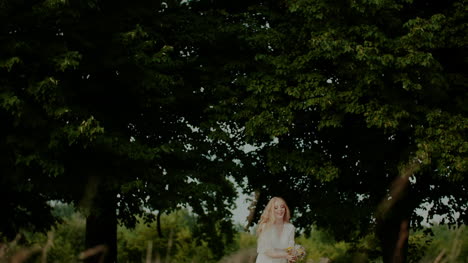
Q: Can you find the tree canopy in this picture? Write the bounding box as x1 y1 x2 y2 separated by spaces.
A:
1 0 250 260
227 0 467 261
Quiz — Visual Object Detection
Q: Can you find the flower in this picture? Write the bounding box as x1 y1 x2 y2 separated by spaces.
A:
286 244 306 261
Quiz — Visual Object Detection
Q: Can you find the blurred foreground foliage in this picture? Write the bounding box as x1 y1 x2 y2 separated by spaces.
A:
295 225 468 263
1 204 467 263
0 204 243 263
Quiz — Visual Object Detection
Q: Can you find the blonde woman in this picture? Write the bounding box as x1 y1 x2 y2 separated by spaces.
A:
256 197 296 263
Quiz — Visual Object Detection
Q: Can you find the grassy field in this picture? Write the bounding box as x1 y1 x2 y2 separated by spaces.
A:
1 208 467 263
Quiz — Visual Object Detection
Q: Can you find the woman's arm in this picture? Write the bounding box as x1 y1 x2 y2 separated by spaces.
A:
287 224 296 247
264 248 290 259
257 228 269 254
257 225 296 261
257 228 287 258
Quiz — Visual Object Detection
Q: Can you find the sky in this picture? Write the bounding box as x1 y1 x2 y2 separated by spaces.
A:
231 190 252 226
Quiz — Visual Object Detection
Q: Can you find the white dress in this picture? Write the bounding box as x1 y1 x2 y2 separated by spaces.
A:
256 223 295 263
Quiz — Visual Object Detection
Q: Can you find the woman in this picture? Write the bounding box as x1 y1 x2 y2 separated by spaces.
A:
256 197 296 263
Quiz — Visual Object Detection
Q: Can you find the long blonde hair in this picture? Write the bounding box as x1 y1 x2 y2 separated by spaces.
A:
256 197 291 236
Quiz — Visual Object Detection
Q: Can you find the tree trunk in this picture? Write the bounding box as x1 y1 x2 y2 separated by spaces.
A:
244 190 260 231
157 211 163 238
376 176 413 263
84 189 117 263
378 216 410 263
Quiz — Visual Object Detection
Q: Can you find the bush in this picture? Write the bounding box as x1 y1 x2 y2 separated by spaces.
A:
0 203 85 263
117 209 218 263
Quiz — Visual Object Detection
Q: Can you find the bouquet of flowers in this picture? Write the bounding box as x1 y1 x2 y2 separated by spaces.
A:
286 244 306 262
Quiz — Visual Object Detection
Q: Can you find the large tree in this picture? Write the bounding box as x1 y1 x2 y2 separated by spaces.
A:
0 0 254 262
223 0 467 262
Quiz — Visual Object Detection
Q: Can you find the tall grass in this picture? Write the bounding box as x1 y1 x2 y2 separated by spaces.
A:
1 209 466 263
